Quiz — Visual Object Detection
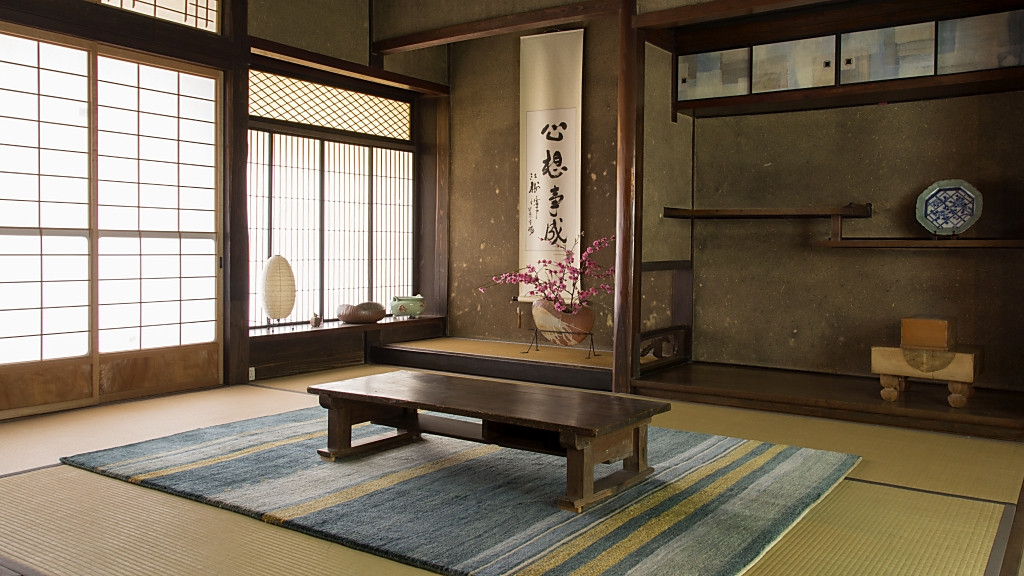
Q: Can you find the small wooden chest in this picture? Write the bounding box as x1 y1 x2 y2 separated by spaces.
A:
901 316 956 351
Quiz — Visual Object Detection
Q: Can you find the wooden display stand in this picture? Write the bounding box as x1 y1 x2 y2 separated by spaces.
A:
871 317 981 408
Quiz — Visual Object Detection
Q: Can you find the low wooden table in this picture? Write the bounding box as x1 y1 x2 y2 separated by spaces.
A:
308 370 671 512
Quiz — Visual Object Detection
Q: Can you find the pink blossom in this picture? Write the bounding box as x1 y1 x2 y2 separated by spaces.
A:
475 234 616 314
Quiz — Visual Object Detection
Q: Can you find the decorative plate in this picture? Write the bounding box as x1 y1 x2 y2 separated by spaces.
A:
915 179 982 235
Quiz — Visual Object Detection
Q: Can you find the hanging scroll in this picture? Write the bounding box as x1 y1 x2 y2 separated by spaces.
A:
519 29 583 300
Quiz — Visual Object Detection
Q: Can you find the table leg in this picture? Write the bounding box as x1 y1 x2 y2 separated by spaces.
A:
317 395 420 461
318 394 353 460
557 422 654 513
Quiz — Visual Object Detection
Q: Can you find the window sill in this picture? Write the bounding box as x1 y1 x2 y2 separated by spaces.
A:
249 315 445 339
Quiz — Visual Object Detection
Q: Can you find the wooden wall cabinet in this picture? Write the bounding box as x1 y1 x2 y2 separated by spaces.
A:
640 0 1024 118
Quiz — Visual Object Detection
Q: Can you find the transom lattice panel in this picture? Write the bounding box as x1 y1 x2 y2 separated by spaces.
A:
96 0 218 33
249 70 411 141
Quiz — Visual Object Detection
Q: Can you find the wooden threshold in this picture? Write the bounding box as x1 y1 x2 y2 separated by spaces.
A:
633 362 1024 441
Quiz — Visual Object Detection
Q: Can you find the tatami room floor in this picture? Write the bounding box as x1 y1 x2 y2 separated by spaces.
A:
1 355 1023 576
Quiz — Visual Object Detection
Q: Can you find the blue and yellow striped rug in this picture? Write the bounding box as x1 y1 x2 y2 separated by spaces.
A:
62 407 859 576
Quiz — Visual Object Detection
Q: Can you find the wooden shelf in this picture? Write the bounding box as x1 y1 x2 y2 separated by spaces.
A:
664 204 872 219
665 205 1024 249
815 238 1024 249
648 0 1024 118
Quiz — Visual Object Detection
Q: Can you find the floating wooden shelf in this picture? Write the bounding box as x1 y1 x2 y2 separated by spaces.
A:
663 204 872 220
665 204 1024 248
815 238 1024 249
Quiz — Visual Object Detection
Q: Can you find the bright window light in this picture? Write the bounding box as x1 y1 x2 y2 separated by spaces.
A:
0 28 220 364
95 0 218 33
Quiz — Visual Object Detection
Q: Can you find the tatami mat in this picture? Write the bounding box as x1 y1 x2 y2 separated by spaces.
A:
2 359 1022 576
255 364 401 393
392 336 614 367
0 466 431 576
745 480 1007 576
0 384 319 477
655 401 1024 504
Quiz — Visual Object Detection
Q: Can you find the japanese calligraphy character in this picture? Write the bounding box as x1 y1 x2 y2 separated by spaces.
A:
542 150 567 179
541 122 568 141
548 186 563 215
544 217 566 244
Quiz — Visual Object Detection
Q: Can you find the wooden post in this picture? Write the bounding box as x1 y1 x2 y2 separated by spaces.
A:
613 0 641 394
223 0 250 385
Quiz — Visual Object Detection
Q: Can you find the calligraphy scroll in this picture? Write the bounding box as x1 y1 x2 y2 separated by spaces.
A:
519 29 583 300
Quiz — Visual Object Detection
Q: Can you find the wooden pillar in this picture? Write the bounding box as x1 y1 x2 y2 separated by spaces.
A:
612 0 641 393
223 0 250 385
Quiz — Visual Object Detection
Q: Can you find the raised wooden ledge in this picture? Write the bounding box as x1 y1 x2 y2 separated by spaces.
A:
632 362 1024 441
250 316 446 380
371 0 620 55
369 342 612 392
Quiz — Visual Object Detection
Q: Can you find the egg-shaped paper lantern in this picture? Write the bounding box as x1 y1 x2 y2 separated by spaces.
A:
261 255 296 320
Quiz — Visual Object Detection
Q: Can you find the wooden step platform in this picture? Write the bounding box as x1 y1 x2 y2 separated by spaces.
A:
633 362 1024 441
368 340 612 391
370 339 1024 441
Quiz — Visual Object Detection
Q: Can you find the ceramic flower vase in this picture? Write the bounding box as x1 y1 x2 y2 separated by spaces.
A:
531 300 595 346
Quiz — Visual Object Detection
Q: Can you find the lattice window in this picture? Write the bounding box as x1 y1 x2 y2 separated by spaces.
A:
95 0 218 33
96 55 219 352
248 70 411 141
0 27 220 365
247 129 413 328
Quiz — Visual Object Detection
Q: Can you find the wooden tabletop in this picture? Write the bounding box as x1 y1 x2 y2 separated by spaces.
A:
309 370 671 436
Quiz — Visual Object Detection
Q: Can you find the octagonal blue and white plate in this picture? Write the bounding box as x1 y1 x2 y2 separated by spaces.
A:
915 179 983 235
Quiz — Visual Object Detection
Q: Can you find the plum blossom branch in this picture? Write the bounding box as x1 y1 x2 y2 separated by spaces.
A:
478 235 615 314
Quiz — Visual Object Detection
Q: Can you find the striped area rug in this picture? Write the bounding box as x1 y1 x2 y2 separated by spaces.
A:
61 407 859 576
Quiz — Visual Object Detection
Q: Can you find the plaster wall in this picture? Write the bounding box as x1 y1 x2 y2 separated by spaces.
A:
641 43 693 332
691 92 1024 390
638 0 715 14
249 0 369 65
446 17 620 349
373 0 601 91
383 47 449 86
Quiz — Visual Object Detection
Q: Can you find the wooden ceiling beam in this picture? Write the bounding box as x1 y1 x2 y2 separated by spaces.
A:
672 0 1024 55
250 37 449 96
632 0 845 30
372 0 620 55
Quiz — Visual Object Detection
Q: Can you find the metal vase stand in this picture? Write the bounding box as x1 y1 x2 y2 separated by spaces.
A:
523 327 599 359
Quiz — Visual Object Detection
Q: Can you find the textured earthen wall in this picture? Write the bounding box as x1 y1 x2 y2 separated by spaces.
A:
249 0 369 65
691 93 1024 389
446 17 620 349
